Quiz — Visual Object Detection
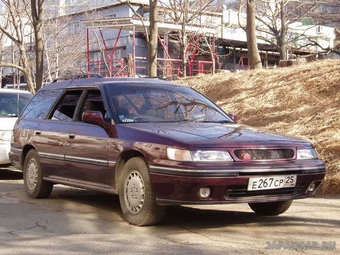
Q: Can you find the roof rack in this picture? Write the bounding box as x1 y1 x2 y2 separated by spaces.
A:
136 74 178 81
52 73 104 82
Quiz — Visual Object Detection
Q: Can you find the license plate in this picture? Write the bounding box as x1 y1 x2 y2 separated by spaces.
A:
247 175 297 191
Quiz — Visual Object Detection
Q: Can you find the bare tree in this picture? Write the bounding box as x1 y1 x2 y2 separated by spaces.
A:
312 0 340 55
246 0 262 69
0 10 9 87
0 1 35 92
314 0 340 25
255 0 320 60
160 0 214 77
195 10 228 74
43 4 91 82
44 19 87 81
31 0 44 91
238 0 262 69
148 0 158 77
0 0 46 92
199 35 217 74
124 0 158 77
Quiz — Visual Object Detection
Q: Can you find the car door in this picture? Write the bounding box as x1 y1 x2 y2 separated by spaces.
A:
37 90 83 180
63 89 111 189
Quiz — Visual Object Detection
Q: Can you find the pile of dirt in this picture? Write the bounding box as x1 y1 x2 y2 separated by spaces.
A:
177 59 340 195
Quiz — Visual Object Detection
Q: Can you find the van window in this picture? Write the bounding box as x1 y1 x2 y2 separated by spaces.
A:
0 92 32 117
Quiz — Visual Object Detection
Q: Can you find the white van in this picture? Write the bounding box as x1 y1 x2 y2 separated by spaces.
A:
0 89 33 166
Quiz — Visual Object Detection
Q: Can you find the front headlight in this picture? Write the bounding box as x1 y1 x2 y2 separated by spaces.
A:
296 149 318 160
0 131 12 141
192 150 233 161
166 148 192 161
167 148 233 162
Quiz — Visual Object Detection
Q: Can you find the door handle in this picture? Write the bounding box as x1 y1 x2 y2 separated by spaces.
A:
35 130 41 135
69 133 76 139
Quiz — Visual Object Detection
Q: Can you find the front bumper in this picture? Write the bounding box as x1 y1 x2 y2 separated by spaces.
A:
149 161 325 205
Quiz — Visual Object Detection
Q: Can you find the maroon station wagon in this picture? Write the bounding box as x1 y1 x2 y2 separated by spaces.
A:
10 75 325 226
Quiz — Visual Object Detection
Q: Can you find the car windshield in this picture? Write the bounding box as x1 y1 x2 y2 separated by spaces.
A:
109 83 232 123
0 92 32 117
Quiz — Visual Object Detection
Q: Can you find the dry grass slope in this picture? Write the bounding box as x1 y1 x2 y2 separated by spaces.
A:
178 59 340 195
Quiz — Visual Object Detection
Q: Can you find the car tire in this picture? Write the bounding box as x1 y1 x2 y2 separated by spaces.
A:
119 157 166 226
248 200 293 216
24 150 53 198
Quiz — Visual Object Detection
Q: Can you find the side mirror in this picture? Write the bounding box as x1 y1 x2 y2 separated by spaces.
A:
228 113 238 123
82 110 106 127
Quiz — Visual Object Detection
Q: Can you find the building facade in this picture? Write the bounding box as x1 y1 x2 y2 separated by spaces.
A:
0 0 337 84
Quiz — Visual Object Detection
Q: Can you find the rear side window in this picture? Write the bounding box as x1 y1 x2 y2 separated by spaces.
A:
51 90 83 121
22 89 63 119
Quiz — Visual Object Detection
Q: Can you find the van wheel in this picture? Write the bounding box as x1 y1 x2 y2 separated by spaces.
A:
24 150 53 198
248 200 293 216
119 157 166 226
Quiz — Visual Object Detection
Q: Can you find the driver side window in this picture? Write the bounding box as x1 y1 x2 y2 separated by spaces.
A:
80 90 106 121
51 90 82 121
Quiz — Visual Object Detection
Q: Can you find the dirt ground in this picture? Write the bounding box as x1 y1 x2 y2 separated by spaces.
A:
0 169 339 255
177 59 340 195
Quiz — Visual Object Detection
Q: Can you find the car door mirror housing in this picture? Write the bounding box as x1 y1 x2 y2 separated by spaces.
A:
82 110 106 127
228 113 238 123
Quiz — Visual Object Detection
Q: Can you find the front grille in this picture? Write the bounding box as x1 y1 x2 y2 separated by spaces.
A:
224 183 305 198
233 149 294 161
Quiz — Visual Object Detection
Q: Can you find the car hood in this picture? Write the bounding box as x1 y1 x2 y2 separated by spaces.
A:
0 117 17 131
117 122 309 148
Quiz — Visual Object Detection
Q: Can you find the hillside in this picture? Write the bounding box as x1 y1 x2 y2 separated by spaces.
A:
177 59 340 195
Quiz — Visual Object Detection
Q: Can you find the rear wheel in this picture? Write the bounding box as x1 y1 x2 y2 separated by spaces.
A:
24 150 53 198
119 157 166 226
248 200 293 216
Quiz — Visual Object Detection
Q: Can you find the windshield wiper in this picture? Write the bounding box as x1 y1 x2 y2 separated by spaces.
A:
218 120 234 124
177 118 192 122
185 120 234 124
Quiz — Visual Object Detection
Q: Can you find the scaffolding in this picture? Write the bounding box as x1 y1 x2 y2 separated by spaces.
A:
85 18 217 77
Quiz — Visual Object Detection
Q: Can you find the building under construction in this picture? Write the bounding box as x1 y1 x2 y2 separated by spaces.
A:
81 1 335 78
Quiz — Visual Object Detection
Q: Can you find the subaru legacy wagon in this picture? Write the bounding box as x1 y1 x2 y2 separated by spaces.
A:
9 75 325 226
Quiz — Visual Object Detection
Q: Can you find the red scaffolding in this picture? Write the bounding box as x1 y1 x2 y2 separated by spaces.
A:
85 18 216 77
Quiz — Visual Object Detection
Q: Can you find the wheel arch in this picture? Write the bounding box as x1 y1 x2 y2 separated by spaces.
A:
115 150 147 194
21 145 36 168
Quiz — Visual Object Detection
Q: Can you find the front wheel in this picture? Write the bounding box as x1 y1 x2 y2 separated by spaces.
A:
119 157 166 226
248 200 293 216
24 150 53 198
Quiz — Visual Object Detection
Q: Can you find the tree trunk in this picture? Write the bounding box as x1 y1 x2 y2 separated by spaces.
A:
246 0 262 69
148 0 158 77
180 29 187 77
127 54 134 77
278 35 287 60
18 44 34 93
210 37 216 74
279 1 287 61
31 0 44 91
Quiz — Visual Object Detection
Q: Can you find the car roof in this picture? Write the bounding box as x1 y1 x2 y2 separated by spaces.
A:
0 88 32 94
41 76 180 91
